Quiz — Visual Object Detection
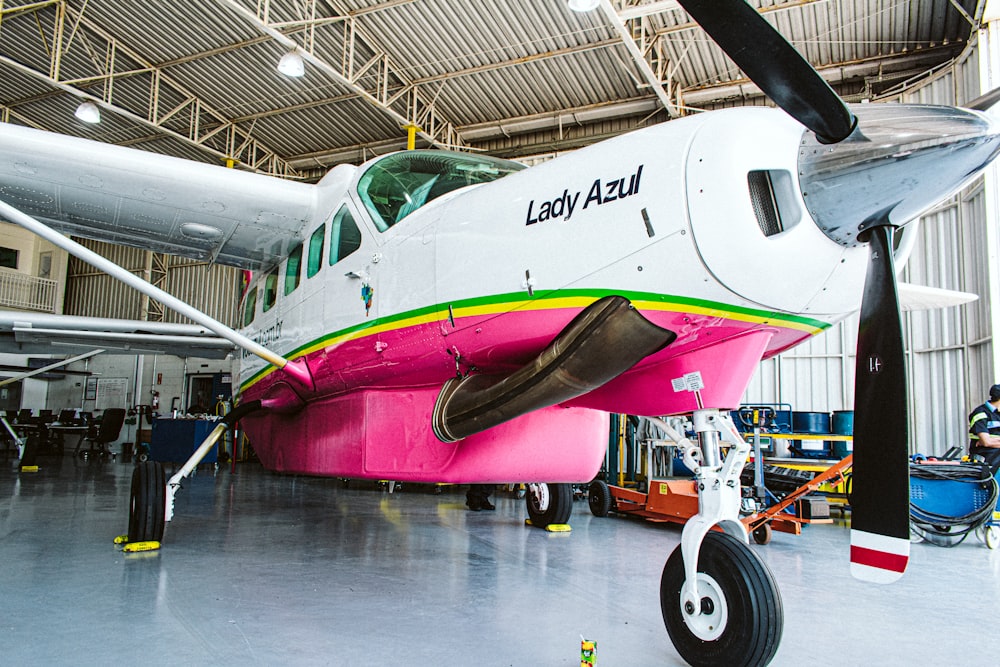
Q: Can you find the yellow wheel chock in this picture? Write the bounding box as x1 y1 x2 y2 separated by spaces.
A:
114 535 162 552
524 519 572 532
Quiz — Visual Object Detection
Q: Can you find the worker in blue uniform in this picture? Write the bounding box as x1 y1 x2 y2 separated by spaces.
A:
968 384 1000 471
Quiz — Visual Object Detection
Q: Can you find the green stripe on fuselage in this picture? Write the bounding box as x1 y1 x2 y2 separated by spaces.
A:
238 288 832 392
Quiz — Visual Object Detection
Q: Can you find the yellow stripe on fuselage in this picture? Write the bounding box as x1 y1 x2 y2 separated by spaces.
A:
631 298 825 335
238 294 829 393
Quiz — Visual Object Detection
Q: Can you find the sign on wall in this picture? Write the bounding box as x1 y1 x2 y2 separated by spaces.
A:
95 377 128 410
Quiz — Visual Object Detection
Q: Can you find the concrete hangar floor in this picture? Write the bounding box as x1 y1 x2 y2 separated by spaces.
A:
2 456 999 666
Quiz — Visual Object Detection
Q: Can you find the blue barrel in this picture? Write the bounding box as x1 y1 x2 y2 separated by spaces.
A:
792 411 830 456
831 410 854 458
832 410 854 435
792 411 831 434
831 440 853 459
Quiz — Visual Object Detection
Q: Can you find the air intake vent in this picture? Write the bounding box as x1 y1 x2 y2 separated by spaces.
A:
748 170 783 237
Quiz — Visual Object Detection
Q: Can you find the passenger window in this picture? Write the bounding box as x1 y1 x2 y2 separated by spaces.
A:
329 206 362 265
242 286 257 327
307 224 325 278
285 244 302 295
262 269 278 312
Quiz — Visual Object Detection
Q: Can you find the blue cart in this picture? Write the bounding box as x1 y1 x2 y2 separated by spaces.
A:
909 461 1000 549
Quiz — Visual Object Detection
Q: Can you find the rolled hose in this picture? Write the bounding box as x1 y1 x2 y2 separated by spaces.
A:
909 462 999 545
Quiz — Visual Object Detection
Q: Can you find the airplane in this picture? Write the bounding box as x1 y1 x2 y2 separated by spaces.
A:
1 1 999 665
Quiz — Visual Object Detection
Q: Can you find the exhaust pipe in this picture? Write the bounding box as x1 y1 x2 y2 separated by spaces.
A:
432 295 675 442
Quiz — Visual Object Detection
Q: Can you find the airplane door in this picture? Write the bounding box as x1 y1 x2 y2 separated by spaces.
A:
328 203 377 322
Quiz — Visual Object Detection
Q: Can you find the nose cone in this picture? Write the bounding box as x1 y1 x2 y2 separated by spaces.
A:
799 104 1000 246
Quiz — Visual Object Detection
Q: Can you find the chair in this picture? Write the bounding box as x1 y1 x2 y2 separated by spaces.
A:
76 408 126 459
56 409 78 425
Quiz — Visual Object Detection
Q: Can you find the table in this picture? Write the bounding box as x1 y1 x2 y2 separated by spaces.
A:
49 424 92 455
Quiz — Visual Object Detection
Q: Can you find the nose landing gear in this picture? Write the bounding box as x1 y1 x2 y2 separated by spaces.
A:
661 531 782 665
659 409 784 666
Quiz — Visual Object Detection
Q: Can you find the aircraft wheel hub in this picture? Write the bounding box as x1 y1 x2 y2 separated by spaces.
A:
683 573 728 641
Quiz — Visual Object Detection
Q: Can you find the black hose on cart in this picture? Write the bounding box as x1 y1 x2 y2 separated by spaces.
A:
909 462 998 546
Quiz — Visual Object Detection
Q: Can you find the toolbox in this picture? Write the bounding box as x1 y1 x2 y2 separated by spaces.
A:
795 496 830 520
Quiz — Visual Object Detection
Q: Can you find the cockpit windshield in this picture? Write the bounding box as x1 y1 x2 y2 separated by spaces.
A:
357 150 525 231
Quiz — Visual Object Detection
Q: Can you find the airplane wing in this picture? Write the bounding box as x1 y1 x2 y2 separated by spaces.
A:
897 282 978 311
0 311 236 359
0 122 318 271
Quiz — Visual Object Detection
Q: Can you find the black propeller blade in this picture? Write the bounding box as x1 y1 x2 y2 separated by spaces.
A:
849 223 910 581
677 0 856 143
965 86 1000 112
678 0 913 580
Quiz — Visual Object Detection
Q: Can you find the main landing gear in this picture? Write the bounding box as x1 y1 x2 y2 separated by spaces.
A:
524 482 573 528
122 400 263 549
128 461 166 543
655 410 783 667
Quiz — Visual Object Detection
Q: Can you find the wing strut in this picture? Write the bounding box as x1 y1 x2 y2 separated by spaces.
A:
0 348 105 387
0 199 313 391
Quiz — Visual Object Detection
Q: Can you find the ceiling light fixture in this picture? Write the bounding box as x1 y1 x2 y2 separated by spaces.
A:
567 0 600 11
74 100 101 124
277 51 305 77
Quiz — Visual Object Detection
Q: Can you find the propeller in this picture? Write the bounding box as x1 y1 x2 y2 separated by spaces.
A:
677 0 911 579
965 86 1000 112
676 0 856 143
848 223 910 582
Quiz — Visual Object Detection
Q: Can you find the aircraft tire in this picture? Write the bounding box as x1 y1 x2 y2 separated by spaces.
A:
128 461 166 543
525 482 572 526
588 480 611 517
660 531 782 667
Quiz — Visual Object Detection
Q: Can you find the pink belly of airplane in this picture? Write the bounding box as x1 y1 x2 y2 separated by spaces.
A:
238 299 819 482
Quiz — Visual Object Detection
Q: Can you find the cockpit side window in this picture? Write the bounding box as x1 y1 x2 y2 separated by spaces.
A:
357 151 524 231
330 206 362 264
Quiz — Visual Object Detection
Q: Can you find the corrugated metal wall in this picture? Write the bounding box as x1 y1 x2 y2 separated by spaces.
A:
744 38 995 455
64 239 240 328
160 257 240 326
64 242 145 320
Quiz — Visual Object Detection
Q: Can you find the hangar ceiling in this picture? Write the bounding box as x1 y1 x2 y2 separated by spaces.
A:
0 0 984 181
